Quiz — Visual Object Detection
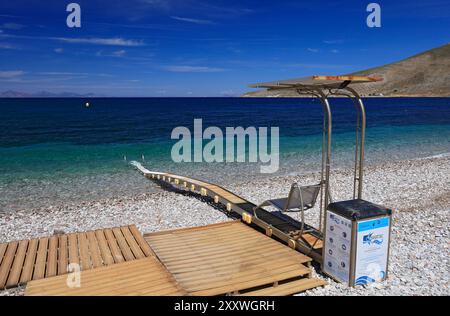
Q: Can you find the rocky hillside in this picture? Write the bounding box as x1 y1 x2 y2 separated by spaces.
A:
244 43 450 97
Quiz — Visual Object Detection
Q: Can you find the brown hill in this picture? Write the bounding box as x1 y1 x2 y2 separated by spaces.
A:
244 43 450 97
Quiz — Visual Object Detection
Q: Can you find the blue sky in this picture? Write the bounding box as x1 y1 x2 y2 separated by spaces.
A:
0 0 449 96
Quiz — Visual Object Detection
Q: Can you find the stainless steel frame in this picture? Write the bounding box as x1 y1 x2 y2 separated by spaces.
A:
293 86 368 233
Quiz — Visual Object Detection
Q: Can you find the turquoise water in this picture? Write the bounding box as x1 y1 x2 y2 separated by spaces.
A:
0 97 449 212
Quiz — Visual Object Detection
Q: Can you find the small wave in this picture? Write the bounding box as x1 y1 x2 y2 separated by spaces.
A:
414 152 450 160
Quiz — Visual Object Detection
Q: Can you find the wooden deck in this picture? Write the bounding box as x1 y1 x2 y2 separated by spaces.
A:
23 222 326 296
0 225 152 289
25 257 186 296
145 221 326 296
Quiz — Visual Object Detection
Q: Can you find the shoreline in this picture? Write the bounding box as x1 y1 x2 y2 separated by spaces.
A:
1 155 449 296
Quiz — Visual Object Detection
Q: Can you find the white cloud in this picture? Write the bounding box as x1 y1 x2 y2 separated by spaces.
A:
170 16 214 25
38 72 89 76
140 0 171 10
289 63 350 69
112 49 126 57
323 39 344 44
95 50 128 58
307 48 319 53
0 43 16 49
0 34 146 47
163 65 226 73
57 37 145 46
0 70 25 78
1 23 25 30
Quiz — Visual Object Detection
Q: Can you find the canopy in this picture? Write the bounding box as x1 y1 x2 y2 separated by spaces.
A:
249 75 383 90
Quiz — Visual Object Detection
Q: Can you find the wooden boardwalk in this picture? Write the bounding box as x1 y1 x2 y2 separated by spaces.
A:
140 168 324 262
25 257 186 296
145 221 326 296
0 225 152 289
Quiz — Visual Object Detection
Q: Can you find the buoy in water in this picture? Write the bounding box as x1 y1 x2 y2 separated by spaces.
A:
85 102 90 108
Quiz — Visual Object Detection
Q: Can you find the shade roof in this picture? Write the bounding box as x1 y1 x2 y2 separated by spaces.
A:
249 75 383 90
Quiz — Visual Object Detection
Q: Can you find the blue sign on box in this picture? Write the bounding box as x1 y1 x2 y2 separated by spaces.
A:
357 217 389 232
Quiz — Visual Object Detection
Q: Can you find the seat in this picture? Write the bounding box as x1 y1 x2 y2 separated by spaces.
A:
253 183 321 241
255 183 321 213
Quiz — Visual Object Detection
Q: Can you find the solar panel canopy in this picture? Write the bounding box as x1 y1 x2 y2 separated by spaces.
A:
249 75 383 90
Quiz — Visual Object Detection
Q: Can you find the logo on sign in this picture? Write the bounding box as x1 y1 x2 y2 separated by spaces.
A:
363 233 383 245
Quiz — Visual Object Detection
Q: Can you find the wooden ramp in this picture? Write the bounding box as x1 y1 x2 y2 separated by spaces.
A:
145 221 326 296
0 225 152 289
25 257 186 296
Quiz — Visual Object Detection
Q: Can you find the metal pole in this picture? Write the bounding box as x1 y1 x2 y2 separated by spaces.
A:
319 107 326 231
345 87 366 199
314 89 332 232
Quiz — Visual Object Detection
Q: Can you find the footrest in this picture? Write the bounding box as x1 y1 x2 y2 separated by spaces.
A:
301 234 323 249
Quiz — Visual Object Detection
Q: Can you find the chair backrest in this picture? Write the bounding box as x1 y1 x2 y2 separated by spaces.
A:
284 183 321 211
299 184 321 208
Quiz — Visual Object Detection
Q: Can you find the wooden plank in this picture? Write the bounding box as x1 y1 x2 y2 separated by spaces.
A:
94 230 114 265
58 234 68 275
32 238 48 280
241 278 327 296
6 240 28 287
20 239 38 284
163 251 307 275
46 236 58 278
172 261 309 287
26 258 186 296
120 226 145 259
129 225 154 257
147 230 279 247
32 263 165 291
0 243 7 266
151 243 293 264
182 263 309 290
144 221 238 237
26 259 154 288
0 242 19 288
147 234 263 251
151 225 274 241
86 231 103 268
103 229 125 263
191 269 308 296
77 232 91 270
112 227 134 261
67 233 79 266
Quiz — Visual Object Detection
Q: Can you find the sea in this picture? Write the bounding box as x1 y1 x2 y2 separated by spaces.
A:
1 97 449 212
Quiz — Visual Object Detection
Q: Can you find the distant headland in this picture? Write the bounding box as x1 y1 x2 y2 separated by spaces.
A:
243 43 450 97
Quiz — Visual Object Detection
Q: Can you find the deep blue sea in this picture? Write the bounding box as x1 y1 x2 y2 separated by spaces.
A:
1 97 449 212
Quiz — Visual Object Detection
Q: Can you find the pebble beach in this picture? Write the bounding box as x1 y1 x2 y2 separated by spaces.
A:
1 154 449 296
